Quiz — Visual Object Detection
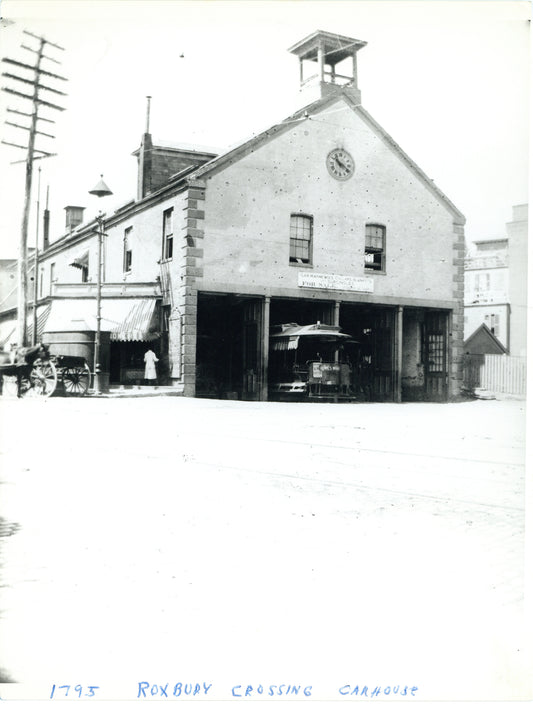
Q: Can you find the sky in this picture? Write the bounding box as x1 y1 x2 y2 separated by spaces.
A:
0 0 530 259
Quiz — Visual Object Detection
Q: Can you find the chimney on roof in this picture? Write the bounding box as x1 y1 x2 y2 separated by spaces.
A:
288 30 366 105
64 205 85 232
136 95 153 200
145 95 152 134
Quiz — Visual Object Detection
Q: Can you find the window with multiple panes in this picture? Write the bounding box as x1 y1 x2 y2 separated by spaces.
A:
290 214 312 264
427 333 445 372
123 226 132 272
365 224 385 271
49 262 55 294
162 208 173 260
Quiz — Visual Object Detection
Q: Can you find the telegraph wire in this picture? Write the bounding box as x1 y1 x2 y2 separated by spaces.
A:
0 29 67 346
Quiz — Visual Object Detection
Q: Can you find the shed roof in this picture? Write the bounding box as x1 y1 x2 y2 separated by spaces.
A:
464 323 507 355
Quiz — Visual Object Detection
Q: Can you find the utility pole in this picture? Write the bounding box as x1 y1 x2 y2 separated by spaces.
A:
1 29 67 348
31 165 41 345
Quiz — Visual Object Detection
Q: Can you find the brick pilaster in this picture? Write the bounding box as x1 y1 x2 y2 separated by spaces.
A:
449 223 465 398
176 179 206 396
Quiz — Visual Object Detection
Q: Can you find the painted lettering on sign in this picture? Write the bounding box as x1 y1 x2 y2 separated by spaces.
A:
298 272 374 293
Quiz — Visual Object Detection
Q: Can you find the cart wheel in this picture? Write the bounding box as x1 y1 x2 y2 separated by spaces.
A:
62 363 91 396
21 359 57 398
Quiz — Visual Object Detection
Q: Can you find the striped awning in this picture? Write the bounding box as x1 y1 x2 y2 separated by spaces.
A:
0 319 16 349
27 304 52 343
44 298 160 342
110 299 159 342
0 304 51 349
70 251 89 269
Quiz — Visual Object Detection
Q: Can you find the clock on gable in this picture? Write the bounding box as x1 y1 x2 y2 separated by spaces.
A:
326 148 355 180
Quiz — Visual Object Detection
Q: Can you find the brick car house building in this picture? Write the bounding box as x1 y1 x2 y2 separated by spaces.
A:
33 31 465 401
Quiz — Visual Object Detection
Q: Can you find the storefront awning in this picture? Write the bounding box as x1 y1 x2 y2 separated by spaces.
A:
27 304 52 343
0 319 16 349
0 304 51 349
44 298 160 342
70 251 89 269
110 299 159 341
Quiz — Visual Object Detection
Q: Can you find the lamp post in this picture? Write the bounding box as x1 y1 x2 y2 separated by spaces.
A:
89 175 113 394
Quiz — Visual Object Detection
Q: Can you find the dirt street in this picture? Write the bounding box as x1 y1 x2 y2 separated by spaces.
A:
0 396 529 701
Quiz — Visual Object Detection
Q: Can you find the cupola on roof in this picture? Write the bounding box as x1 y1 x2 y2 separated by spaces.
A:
288 30 366 64
288 30 367 102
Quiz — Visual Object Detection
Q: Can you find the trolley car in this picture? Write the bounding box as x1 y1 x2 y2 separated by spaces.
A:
269 322 360 402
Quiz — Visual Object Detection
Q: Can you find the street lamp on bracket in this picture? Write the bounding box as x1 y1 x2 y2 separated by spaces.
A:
89 175 113 394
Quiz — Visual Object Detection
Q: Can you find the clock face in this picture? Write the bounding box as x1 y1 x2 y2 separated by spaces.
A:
326 148 355 180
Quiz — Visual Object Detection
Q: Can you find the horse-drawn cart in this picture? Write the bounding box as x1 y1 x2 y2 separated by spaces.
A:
0 345 92 398
53 355 92 396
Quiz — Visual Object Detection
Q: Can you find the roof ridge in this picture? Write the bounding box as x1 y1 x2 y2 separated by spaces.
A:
347 98 465 224
190 90 465 225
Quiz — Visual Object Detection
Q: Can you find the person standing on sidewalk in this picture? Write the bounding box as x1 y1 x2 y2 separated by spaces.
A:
144 348 159 386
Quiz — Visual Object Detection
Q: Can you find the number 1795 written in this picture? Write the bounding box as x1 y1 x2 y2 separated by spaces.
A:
50 685 99 698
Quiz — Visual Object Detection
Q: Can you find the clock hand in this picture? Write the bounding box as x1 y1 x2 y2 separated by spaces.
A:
335 155 351 171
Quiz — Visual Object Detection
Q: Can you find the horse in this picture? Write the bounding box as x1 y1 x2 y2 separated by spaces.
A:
13 343 50 366
0 343 50 397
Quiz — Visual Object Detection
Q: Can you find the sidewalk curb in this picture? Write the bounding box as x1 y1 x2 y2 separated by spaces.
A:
88 388 184 399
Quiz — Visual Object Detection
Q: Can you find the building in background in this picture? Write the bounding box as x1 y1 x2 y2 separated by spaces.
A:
464 237 510 351
507 204 528 357
6 31 467 401
464 204 528 357
464 323 507 357
0 253 39 347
